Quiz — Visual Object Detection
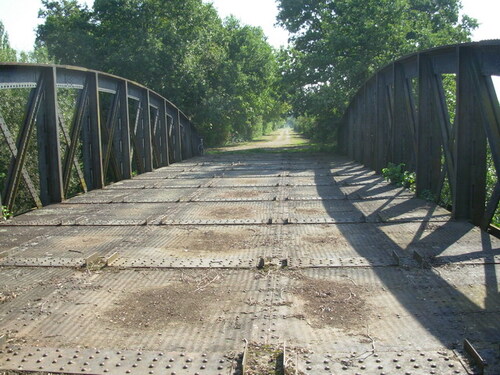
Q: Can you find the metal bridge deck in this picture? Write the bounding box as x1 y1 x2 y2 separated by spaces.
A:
0 137 499 374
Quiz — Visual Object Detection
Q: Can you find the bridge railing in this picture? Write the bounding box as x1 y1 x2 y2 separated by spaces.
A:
339 41 500 230
0 63 203 214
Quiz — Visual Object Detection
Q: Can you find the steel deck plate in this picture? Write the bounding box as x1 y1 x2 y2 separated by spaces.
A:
1 143 499 374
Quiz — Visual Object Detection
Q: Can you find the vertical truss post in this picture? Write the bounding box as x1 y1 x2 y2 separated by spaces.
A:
116 80 132 179
176 109 182 161
374 72 389 173
455 47 490 224
416 53 442 198
37 67 64 206
82 71 104 190
392 63 405 165
143 90 153 172
160 100 169 166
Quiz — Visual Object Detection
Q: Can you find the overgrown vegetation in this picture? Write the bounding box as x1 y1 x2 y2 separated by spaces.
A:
382 163 416 191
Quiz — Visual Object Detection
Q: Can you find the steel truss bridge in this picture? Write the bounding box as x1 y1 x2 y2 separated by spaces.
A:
0 41 499 375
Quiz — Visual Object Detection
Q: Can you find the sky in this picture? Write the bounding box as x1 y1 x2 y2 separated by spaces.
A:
0 0 499 52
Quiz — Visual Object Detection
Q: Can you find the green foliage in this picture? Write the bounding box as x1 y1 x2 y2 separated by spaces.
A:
1 205 12 220
277 0 477 141
382 163 416 191
36 0 287 147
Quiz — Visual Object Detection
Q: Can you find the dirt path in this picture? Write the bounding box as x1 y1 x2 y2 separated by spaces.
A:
209 127 308 152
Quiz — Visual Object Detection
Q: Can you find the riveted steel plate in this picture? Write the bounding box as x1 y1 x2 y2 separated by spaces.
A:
211 177 281 187
290 349 468 374
283 176 336 186
333 173 386 185
121 188 199 203
0 346 236 375
286 256 397 268
73 203 178 225
353 198 451 222
160 201 276 224
341 184 416 200
2 138 500 374
283 223 401 265
0 256 85 267
286 185 347 200
153 178 213 188
0 226 127 264
287 200 366 223
0 226 60 252
0 269 272 351
104 179 156 189
62 190 131 204
1 204 98 226
110 256 257 268
287 169 333 177
192 187 276 202
330 164 376 175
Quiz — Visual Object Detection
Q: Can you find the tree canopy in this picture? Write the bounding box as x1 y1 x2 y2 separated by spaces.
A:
277 0 477 141
36 0 286 146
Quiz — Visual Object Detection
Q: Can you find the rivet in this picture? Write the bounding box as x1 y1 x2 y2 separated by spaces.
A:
169 358 175 362
126 370 131 374
149 364 155 368
153 358 158 362
116 362 121 367
200 365 206 369
133 363 138 367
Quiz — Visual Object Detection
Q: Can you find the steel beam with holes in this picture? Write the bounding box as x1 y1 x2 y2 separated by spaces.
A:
0 63 202 213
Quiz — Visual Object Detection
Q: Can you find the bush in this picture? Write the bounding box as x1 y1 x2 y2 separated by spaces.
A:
382 163 416 191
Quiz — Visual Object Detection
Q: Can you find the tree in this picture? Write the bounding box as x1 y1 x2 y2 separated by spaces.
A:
0 21 16 62
277 0 477 142
36 0 287 146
